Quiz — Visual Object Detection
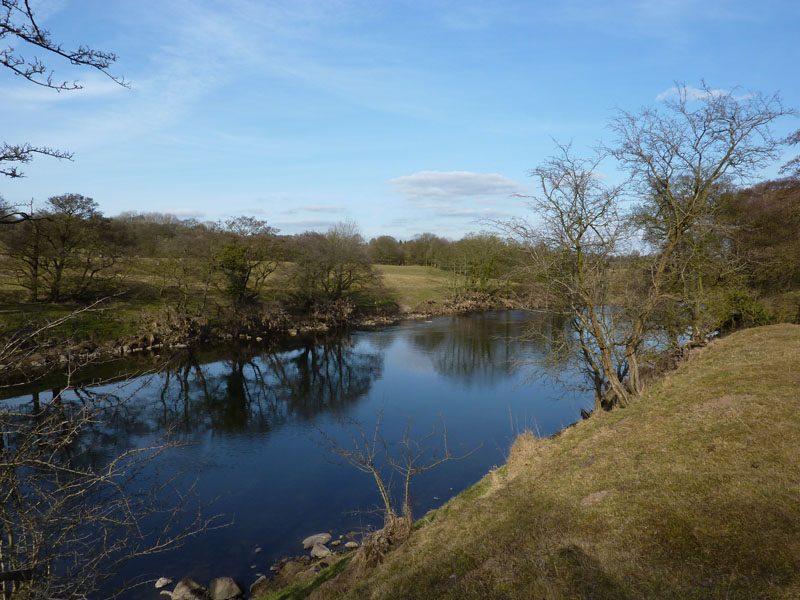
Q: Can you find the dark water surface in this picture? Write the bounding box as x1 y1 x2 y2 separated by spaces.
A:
5 310 591 598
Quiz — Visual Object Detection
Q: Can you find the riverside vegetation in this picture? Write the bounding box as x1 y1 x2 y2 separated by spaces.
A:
256 323 800 600
3 105 800 599
3 7 800 597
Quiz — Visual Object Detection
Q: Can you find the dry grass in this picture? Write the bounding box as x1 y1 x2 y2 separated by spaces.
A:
374 265 452 311
311 324 800 599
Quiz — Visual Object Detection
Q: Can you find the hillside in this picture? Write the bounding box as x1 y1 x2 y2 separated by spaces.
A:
304 324 800 599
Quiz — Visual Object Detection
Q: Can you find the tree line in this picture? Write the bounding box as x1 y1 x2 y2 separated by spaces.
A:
0 199 524 308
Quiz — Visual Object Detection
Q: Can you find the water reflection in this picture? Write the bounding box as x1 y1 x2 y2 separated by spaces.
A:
2 311 591 600
408 311 554 387
151 335 385 434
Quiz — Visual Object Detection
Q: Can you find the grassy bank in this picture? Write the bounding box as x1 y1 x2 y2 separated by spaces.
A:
0 265 454 342
289 324 800 599
0 263 456 354
374 265 452 310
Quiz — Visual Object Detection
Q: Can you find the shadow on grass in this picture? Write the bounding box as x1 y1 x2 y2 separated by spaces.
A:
553 545 634 600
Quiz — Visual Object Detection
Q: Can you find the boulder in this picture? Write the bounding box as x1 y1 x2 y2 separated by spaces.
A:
344 541 359 551
209 577 242 600
155 577 173 589
302 533 332 549
310 543 332 558
170 578 209 600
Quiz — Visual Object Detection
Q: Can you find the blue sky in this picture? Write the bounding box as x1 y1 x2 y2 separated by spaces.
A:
2 0 799 239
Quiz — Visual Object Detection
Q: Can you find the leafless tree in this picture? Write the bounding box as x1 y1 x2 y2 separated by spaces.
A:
503 144 631 409
609 83 792 398
319 412 475 556
0 314 227 600
1 0 127 178
289 222 379 306
506 84 793 409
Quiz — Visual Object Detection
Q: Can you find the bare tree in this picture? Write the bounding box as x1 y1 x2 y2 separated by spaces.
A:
319 413 475 559
216 217 280 305
289 222 378 306
1 0 127 178
0 197 29 225
0 317 226 600
503 144 631 409
609 83 792 397
507 85 793 409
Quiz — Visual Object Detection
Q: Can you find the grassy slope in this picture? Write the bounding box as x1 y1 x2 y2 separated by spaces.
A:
320 324 800 599
374 265 452 311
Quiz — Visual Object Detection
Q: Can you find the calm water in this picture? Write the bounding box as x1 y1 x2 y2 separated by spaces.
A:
4 310 591 598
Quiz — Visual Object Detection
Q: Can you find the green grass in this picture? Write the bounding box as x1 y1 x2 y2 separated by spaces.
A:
306 324 800 599
258 556 352 600
0 265 456 347
374 265 452 310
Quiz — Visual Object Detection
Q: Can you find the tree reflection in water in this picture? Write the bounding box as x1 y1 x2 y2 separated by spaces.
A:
153 333 385 434
407 311 554 387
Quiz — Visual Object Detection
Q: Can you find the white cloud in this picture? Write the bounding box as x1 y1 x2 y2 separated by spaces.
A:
656 84 729 102
3 72 128 105
389 171 526 201
301 204 348 213
28 0 68 22
433 206 514 219
163 208 206 219
273 219 337 232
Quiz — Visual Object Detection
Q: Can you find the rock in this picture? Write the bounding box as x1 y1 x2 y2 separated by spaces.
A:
344 542 359 551
302 533 332 549
208 576 242 600
331 540 341 547
249 576 270 598
171 577 209 600
310 543 332 558
254 546 262 553
155 577 173 589
269 565 279 572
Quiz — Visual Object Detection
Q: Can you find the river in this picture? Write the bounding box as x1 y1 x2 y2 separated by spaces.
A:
1 310 591 598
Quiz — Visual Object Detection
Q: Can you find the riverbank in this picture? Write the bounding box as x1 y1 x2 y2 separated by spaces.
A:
0 262 522 384
264 323 800 599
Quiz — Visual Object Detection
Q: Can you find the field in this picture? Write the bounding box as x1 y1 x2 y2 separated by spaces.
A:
0 264 456 347
374 264 452 310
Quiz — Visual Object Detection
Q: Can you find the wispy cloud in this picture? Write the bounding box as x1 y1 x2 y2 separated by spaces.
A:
656 84 729 101
163 207 206 219
273 218 338 233
390 171 526 201
3 72 128 104
656 84 753 102
301 204 348 213
432 206 514 219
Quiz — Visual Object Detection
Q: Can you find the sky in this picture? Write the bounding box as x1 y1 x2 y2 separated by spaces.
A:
2 0 799 240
